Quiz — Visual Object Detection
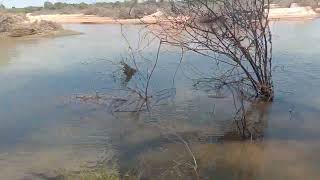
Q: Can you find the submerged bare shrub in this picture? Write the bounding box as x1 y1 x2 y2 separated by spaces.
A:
231 94 270 140
152 0 274 101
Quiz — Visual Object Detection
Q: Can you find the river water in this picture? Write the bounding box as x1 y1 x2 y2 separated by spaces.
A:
0 21 320 179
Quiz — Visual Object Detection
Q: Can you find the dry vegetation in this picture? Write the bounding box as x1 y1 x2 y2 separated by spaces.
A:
14 1 170 19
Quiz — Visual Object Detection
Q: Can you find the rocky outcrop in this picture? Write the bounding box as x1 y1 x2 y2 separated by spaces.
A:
0 13 27 33
9 27 37 37
0 12 63 38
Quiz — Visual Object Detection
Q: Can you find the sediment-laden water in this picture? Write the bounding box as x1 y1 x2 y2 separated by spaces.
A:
0 21 320 179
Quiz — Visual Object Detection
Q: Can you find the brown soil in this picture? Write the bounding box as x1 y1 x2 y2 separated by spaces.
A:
0 12 76 38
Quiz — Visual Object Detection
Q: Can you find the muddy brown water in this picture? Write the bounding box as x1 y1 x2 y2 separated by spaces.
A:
0 21 320 179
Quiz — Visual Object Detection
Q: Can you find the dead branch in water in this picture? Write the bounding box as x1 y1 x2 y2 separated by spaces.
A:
120 60 137 83
76 25 175 113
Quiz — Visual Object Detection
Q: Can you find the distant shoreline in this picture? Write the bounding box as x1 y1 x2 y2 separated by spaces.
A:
27 14 154 24
27 6 319 25
0 29 81 40
268 6 319 20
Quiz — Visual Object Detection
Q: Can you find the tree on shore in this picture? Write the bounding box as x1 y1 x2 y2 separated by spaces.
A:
44 1 54 9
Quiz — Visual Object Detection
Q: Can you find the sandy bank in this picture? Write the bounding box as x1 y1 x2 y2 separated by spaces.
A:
27 6 319 25
0 29 81 40
0 13 80 39
27 14 158 24
268 6 318 20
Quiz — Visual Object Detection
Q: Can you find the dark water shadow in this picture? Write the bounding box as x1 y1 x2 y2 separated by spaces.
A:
108 98 273 179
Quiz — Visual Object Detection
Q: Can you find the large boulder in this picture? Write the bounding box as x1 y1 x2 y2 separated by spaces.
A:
290 3 300 8
38 20 62 31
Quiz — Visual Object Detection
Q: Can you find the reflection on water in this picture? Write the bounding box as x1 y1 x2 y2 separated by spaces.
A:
0 21 320 179
132 140 320 179
0 39 19 67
